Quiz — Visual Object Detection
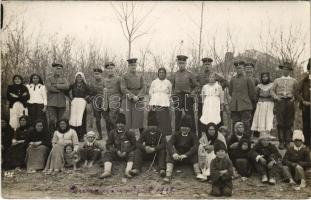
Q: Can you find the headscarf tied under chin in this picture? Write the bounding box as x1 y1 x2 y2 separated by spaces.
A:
57 119 70 134
202 122 218 145
74 72 87 84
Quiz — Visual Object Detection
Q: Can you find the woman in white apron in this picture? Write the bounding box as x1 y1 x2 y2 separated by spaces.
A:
69 72 92 141
200 73 224 126
6 75 30 130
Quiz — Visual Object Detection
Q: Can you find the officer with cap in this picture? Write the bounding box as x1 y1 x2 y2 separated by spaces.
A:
120 58 145 133
90 66 105 140
171 55 199 133
196 57 228 136
45 62 70 136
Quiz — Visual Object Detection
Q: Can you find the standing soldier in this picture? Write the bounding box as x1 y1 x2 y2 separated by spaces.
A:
196 57 228 136
172 55 199 133
298 58 310 147
120 58 145 133
90 67 105 140
45 63 69 136
103 62 122 135
229 61 256 137
271 61 298 149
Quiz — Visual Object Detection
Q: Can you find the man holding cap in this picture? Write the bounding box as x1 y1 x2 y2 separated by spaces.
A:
171 55 199 133
45 63 70 136
120 58 145 133
196 57 228 136
271 61 298 149
229 60 256 137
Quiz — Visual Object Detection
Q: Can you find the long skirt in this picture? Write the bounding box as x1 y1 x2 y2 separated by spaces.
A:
69 98 87 127
25 145 49 170
4 143 28 169
200 96 221 125
251 101 274 132
122 97 145 130
44 144 65 171
9 102 28 130
28 103 47 126
198 145 216 177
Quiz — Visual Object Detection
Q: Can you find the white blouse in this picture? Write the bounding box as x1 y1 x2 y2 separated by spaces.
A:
201 82 224 104
52 129 79 151
149 78 172 107
26 84 47 105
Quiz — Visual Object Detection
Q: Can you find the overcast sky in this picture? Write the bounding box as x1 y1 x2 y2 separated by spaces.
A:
3 1 310 66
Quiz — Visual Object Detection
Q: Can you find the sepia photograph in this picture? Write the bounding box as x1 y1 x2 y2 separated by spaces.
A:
1 1 310 199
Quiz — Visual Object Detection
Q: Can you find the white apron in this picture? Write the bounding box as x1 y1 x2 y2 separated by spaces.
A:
9 102 28 130
200 96 221 125
69 98 87 127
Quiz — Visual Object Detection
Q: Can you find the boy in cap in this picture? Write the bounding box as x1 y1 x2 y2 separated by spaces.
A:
79 131 102 168
129 111 167 177
197 57 228 136
282 130 311 188
229 61 256 137
271 61 298 149
171 55 199 133
120 58 145 133
90 67 105 140
164 114 201 183
210 140 233 197
250 133 282 184
103 62 122 134
100 113 136 178
46 63 70 136
297 58 310 147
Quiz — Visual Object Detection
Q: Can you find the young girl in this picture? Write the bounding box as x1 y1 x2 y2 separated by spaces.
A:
26 74 47 126
25 120 50 173
251 72 274 137
64 144 80 171
44 119 79 174
210 140 233 197
282 130 311 188
6 75 30 130
250 133 282 184
80 131 102 168
4 116 32 170
69 72 92 141
200 73 224 125
198 123 227 181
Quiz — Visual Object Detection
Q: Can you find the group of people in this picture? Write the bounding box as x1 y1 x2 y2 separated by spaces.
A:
1 55 310 197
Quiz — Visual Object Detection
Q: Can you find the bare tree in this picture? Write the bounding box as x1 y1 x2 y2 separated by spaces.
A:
111 2 155 59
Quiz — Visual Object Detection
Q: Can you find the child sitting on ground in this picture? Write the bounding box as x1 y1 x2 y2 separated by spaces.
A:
218 126 231 144
79 131 102 168
210 140 233 197
64 144 80 171
282 130 311 188
250 133 282 184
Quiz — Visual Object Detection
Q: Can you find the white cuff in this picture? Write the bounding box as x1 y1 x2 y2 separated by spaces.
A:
256 155 263 162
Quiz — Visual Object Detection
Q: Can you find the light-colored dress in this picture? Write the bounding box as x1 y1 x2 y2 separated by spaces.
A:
200 82 224 125
44 129 79 171
251 83 274 132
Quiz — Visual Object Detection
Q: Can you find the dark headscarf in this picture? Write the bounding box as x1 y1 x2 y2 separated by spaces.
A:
158 67 167 80
19 115 30 129
260 72 271 85
12 75 24 85
205 122 218 145
57 119 70 134
238 137 251 151
33 119 47 133
29 74 44 85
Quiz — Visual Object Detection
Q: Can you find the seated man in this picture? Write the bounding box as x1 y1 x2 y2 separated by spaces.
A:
130 111 166 177
164 114 202 183
99 113 136 178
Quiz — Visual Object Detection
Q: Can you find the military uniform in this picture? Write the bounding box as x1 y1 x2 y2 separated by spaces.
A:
120 58 145 130
172 56 199 132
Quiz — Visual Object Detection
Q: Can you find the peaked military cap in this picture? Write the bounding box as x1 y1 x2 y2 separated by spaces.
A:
52 63 63 68
201 57 213 63
93 68 103 73
176 55 188 61
127 58 138 64
279 61 293 71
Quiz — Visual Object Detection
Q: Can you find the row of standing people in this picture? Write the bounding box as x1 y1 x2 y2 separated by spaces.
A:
5 56 310 151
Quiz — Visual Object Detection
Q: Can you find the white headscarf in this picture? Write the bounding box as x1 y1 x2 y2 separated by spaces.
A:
75 72 87 84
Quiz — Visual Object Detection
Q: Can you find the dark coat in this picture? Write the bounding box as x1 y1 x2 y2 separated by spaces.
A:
106 129 136 153
282 145 311 169
136 128 166 151
167 131 198 157
250 142 281 163
6 84 30 108
210 157 233 188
